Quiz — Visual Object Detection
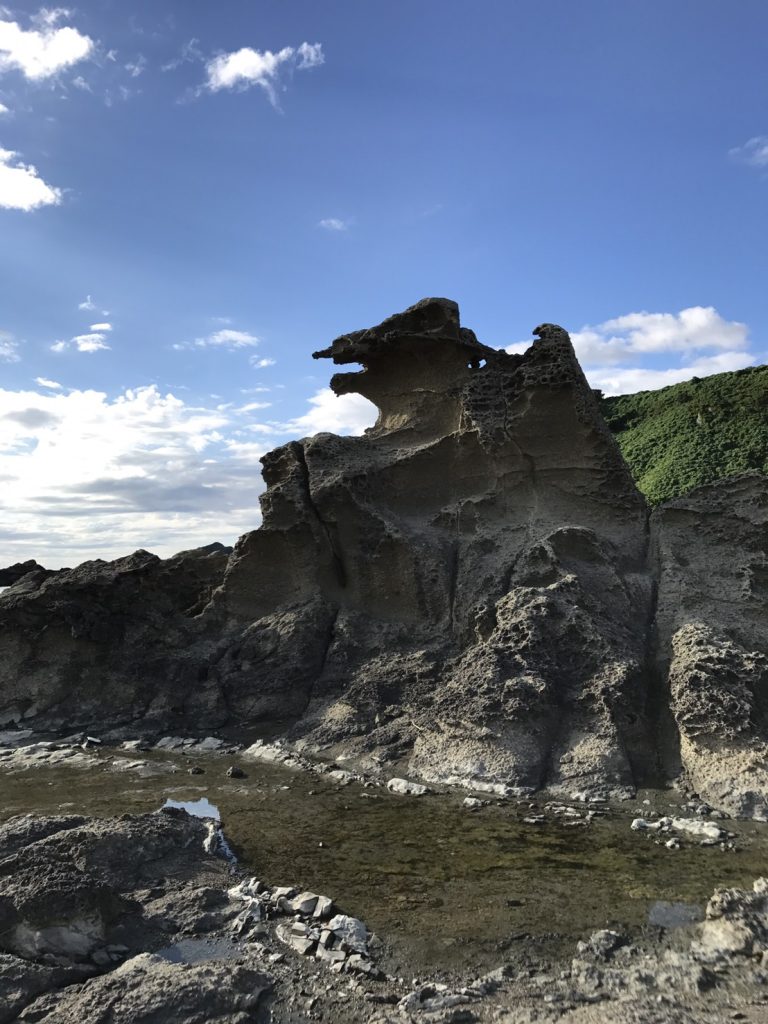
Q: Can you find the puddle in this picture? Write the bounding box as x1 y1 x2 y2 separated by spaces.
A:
162 796 220 820
647 900 704 929
2 749 768 974
155 936 240 965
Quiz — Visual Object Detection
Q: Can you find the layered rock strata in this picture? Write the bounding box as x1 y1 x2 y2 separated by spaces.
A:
1 298 766 813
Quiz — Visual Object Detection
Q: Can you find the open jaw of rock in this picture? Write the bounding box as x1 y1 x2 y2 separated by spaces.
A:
1 298 767 817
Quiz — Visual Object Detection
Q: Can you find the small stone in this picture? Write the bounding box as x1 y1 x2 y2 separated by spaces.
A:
188 766 204 775
665 837 681 850
463 797 485 810
197 736 226 751
328 914 368 953
226 765 246 779
289 891 320 916
290 935 317 956
91 949 112 967
291 921 309 937
313 895 334 919
268 952 285 964
387 777 429 796
316 946 347 964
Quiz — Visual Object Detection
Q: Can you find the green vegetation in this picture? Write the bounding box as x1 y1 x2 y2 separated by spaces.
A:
599 365 768 505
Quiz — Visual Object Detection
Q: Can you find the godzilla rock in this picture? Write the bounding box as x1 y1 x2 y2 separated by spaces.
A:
210 298 653 797
15 298 768 809
651 473 768 818
0 544 232 729
0 299 659 799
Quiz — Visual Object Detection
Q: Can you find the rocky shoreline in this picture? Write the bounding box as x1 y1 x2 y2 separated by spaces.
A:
2 805 768 1023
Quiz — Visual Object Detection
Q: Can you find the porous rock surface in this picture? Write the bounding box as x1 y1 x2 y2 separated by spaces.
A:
1 298 767 813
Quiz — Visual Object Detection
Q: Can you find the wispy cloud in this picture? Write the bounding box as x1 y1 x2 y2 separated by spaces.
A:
124 55 146 78
0 101 8 114
89 321 111 331
34 376 62 389
174 328 261 351
0 9 93 80
0 146 61 210
249 356 275 368
0 329 20 362
78 295 96 311
204 41 324 106
729 136 768 170
318 217 349 231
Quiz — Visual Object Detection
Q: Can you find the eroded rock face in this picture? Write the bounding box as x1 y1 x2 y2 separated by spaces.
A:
0 544 232 730
2 298 767 811
204 298 653 799
651 473 768 818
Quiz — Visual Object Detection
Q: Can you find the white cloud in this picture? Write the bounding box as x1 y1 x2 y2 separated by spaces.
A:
729 136 768 169
0 101 8 114
72 332 109 352
0 384 268 566
175 328 261 351
568 307 749 366
204 40 324 106
0 329 20 361
89 321 111 331
0 377 377 566
78 295 96 310
250 356 275 368
0 10 92 80
284 387 377 437
0 146 61 210
504 306 753 397
51 331 110 354
318 217 349 231
588 351 755 396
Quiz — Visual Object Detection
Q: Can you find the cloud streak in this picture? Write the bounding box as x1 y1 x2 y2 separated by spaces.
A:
729 136 768 169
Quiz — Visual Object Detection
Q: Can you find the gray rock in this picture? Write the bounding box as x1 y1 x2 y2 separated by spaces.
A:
387 778 429 797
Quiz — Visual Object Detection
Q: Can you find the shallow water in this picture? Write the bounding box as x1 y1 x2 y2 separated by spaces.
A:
2 747 767 975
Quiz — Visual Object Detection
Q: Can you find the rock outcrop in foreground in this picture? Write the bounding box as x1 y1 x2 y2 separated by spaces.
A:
1 299 767 815
3 810 768 1023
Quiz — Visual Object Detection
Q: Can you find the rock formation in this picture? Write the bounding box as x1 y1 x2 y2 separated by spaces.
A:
1 298 766 814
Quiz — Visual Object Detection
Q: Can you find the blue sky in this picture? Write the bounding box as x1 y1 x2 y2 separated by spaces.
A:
1 0 766 566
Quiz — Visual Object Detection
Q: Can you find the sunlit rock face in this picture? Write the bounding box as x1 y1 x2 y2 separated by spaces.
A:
651 473 768 819
209 298 653 798
1 298 766 812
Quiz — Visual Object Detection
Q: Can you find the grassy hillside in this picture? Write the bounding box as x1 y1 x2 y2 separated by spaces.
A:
599 364 768 505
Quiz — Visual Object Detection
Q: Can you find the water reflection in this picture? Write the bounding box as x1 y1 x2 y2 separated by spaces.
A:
162 796 220 820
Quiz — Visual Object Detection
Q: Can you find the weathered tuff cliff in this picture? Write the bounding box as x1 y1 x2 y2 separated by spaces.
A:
1 299 766 814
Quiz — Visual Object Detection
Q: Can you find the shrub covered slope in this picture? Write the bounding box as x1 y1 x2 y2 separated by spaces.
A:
600 364 768 505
